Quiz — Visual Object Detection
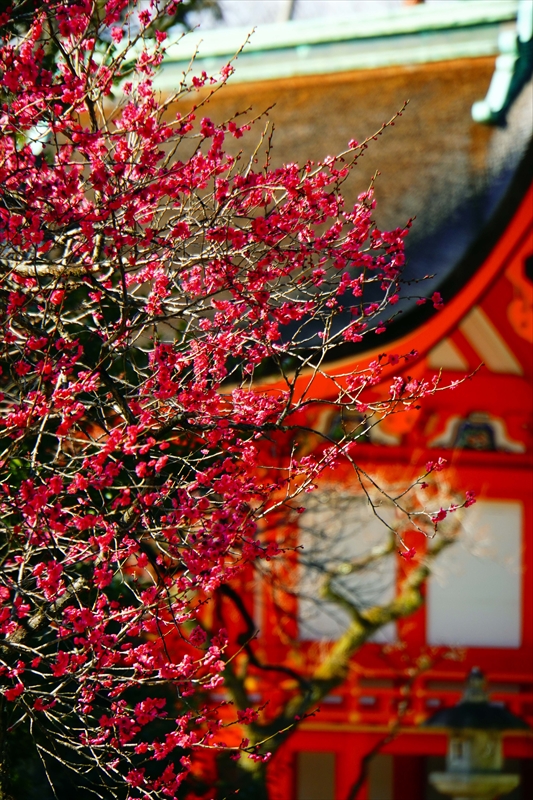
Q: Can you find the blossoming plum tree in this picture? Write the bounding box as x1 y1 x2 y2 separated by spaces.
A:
0 2 471 797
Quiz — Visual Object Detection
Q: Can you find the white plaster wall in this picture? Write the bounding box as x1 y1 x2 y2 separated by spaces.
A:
427 500 523 648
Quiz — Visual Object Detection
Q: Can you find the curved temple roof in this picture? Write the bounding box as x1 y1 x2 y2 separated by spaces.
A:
161 0 533 352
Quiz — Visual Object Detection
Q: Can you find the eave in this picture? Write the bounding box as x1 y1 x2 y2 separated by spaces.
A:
156 0 518 88
261 174 533 401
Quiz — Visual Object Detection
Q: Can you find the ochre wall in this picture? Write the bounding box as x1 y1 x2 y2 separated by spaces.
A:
176 57 498 238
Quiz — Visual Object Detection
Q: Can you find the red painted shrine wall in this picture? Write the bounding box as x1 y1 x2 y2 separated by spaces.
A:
259 182 533 798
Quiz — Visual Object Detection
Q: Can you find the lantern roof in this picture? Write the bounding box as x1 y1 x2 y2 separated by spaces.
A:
423 668 531 732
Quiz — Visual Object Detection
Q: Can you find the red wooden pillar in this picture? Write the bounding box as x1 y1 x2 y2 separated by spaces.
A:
275 730 376 800
267 746 295 800
335 734 369 800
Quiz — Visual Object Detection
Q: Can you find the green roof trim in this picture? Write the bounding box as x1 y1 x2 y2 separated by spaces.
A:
156 0 519 87
472 0 533 123
165 1 518 59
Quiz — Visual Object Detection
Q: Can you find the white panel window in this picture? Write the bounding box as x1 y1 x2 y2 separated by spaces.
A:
427 501 522 648
298 492 396 642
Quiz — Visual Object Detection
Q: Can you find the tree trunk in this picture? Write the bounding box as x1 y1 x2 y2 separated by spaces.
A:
0 699 13 800
216 753 269 800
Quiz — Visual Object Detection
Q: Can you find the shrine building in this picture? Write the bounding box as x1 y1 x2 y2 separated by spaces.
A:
161 1 533 797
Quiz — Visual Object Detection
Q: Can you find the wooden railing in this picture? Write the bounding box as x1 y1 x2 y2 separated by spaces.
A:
210 666 533 730
307 669 533 728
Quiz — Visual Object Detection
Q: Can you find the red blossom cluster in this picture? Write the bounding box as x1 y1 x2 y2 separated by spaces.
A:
0 2 473 796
